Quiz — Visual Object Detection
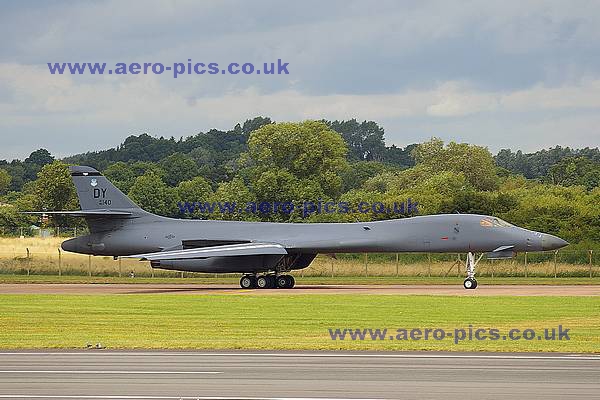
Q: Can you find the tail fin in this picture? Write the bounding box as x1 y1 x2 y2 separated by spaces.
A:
70 166 141 211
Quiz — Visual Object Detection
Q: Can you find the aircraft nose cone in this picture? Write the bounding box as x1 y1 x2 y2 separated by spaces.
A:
542 234 569 250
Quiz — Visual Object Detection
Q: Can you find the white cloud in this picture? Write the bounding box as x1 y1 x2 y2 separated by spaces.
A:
2 1 600 158
1 62 599 158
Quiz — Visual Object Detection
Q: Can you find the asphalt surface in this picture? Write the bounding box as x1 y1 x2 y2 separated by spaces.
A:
1 283 599 296
0 351 598 399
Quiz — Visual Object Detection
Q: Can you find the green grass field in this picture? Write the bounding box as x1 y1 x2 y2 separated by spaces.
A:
0 273 598 285
0 294 598 353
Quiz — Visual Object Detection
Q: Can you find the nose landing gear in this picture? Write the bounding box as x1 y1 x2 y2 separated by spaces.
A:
463 252 483 289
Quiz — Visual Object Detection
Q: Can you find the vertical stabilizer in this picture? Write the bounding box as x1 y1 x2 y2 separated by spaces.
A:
69 166 140 211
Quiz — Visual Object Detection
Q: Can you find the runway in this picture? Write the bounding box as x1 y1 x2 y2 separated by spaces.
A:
0 283 598 296
0 351 598 399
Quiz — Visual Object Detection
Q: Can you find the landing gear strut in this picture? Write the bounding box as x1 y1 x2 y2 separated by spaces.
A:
242 274 295 289
463 252 483 289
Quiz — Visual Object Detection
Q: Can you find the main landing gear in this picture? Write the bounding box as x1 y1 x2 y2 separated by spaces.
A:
463 252 484 290
239 274 295 289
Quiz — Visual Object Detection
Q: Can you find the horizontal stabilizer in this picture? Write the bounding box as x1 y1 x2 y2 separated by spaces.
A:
125 242 288 261
22 210 133 218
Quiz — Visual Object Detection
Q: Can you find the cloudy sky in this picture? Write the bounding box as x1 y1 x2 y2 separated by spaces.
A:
1 0 600 160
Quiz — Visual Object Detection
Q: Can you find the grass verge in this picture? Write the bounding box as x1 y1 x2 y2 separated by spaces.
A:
0 294 598 352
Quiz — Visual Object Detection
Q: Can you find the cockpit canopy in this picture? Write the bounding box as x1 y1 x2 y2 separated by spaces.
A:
480 217 514 228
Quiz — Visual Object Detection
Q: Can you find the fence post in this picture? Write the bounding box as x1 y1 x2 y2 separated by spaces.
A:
590 250 593 278
26 248 30 276
395 253 399 277
457 254 461 277
330 257 334 278
364 253 368 277
180 271 184 278
524 252 528 278
553 250 558 278
427 253 431 277
88 255 92 277
58 248 62 276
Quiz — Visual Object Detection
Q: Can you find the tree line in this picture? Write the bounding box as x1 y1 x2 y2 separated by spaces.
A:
0 117 599 250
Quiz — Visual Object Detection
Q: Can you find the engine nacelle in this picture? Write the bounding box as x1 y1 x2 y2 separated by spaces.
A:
151 254 285 273
151 253 318 274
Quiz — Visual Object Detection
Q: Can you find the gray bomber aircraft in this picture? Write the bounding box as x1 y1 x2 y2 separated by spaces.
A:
32 166 569 289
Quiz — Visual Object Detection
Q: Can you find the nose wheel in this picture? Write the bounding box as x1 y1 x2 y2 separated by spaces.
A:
463 277 477 289
463 252 483 290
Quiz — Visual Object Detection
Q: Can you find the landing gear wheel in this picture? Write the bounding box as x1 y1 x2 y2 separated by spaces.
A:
463 278 477 290
256 275 270 289
240 275 256 289
275 275 296 289
276 275 289 289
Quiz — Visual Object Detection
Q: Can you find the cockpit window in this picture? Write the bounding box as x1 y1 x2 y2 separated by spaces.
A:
480 217 513 228
480 218 493 227
494 218 513 227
